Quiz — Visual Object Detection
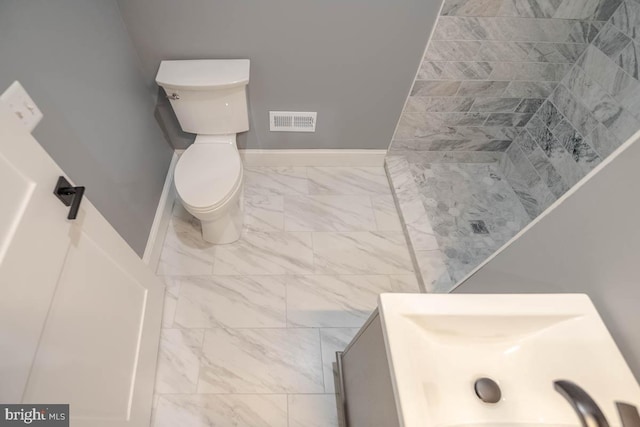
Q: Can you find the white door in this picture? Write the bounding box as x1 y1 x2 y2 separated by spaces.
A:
0 99 163 426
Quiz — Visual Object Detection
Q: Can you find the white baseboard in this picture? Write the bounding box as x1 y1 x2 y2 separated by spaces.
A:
142 152 178 269
239 149 387 167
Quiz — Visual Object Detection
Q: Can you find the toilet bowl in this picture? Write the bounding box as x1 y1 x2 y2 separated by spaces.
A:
174 134 243 244
156 59 250 244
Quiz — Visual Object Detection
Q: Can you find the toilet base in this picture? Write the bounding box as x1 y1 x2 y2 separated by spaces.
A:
198 186 244 244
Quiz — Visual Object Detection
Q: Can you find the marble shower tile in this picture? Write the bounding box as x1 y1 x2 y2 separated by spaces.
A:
526 116 555 145
406 215 440 251
389 274 422 292
485 113 533 127
554 0 617 20
244 195 284 231
552 119 602 170
286 275 394 327
312 231 414 275
153 394 287 427
283 195 376 231
577 45 640 118
494 17 578 42
411 80 462 96
288 394 340 427
442 61 494 79
371 195 403 231
173 276 286 328
198 328 323 393
550 85 599 137
211 231 315 275
442 0 504 16
476 41 533 62
488 62 571 81
603 108 640 143
469 97 522 113
425 40 482 61
516 98 545 113
307 167 391 195
536 101 563 131
404 97 474 112
527 145 570 197
510 133 542 178
432 16 496 40
587 122 622 156
319 329 360 393
527 43 587 63
415 249 453 292
385 156 415 191
154 329 204 394
504 81 557 97
457 81 510 96
391 138 511 152
244 167 308 195
498 0 561 18
590 0 623 21
617 40 640 79
417 61 446 79
611 0 640 43
568 21 605 44
563 66 623 128
593 23 633 59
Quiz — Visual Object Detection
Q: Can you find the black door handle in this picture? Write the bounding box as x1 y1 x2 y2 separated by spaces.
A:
53 176 85 220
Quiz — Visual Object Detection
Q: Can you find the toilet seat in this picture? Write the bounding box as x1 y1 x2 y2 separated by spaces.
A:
174 143 242 211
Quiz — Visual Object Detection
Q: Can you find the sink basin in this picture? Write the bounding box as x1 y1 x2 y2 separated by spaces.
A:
378 294 640 427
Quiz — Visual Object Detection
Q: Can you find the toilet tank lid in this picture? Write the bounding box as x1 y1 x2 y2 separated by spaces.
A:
156 59 250 90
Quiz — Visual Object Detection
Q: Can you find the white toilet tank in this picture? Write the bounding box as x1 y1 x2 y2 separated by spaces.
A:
156 59 250 135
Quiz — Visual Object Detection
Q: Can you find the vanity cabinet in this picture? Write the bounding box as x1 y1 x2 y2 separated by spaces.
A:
337 309 400 427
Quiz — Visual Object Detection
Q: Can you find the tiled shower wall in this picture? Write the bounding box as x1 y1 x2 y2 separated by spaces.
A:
389 0 621 156
386 0 640 291
503 0 640 217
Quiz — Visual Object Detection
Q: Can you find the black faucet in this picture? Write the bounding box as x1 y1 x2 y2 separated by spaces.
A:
554 380 640 427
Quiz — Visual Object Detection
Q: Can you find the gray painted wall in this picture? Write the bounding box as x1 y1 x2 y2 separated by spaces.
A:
0 0 174 255
454 135 640 381
116 0 441 150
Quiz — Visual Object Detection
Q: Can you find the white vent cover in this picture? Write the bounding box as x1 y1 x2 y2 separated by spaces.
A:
269 111 317 132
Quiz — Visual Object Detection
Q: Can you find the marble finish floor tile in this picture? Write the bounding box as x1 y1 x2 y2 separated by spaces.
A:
286 275 395 327
161 277 181 328
371 195 403 231
198 328 324 393
288 394 340 427
154 394 287 427
307 167 391 195
244 195 284 231
313 231 414 275
211 231 315 275
157 213 215 276
319 328 359 393
244 167 309 195
153 164 419 425
173 276 286 328
154 329 204 394
284 195 376 231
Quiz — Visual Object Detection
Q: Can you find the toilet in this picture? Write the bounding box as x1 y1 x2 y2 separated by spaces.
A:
155 59 250 244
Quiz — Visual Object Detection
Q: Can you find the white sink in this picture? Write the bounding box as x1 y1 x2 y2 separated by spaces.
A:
378 294 640 427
